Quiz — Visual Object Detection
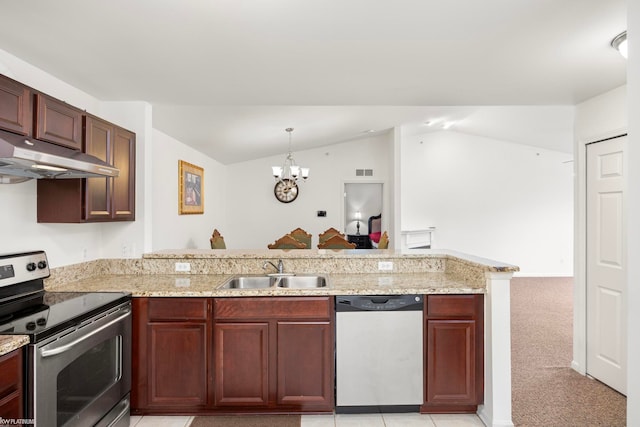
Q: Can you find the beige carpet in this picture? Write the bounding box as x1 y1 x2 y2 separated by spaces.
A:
190 415 300 427
511 277 626 426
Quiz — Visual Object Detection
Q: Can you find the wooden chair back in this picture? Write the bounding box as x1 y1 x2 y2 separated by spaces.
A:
318 227 344 244
317 234 356 249
267 234 306 249
210 228 226 249
378 231 389 249
289 228 312 248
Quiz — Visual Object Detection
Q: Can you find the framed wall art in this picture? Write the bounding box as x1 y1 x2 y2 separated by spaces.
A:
178 160 204 214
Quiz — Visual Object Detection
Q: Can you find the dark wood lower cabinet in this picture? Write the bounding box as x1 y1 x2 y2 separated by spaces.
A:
276 321 333 407
0 348 23 420
133 296 334 415
148 323 208 407
213 297 334 413
422 294 484 413
214 322 269 407
132 298 212 413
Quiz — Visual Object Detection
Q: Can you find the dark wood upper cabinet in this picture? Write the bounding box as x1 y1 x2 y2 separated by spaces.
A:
84 115 113 220
111 126 136 220
422 294 484 413
34 93 83 150
37 115 136 223
0 75 31 135
0 74 136 223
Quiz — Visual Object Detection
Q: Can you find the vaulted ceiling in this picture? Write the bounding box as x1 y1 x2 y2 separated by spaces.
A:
0 0 626 162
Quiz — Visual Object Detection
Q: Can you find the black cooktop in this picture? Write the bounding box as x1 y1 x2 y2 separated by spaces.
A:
0 291 131 342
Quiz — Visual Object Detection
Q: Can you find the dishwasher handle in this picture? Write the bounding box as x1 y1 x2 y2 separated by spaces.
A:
335 295 423 311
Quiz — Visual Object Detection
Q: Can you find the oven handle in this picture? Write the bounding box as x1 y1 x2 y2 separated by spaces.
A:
40 308 131 358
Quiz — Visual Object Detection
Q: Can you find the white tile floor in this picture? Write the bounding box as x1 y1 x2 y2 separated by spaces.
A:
129 413 486 427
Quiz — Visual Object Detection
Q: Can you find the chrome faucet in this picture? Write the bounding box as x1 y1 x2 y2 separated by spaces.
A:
263 259 284 274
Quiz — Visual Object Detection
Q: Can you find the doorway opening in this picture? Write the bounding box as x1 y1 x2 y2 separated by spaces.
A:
344 183 383 239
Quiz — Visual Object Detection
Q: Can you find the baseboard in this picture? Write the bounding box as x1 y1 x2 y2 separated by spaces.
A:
477 406 514 427
571 360 586 375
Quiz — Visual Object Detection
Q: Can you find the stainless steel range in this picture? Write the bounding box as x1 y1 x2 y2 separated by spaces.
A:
0 251 132 427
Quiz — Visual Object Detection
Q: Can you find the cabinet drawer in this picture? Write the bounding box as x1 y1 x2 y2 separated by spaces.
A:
0 350 20 398
427 295 482 318
148 298 208 321
215 297 332 321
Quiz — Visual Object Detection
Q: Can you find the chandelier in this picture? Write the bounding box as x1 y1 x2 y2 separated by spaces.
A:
271 128 309 187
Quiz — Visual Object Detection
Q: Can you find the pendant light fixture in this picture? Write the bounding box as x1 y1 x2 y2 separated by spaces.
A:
271 127 309 188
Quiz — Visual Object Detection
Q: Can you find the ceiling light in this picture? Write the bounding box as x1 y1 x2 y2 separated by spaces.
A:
271 127 309 188
611 31 627 59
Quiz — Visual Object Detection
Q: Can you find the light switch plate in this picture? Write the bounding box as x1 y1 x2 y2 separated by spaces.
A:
175 262 191 272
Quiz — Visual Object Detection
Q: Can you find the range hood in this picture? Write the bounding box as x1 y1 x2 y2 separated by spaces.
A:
0 130 119 184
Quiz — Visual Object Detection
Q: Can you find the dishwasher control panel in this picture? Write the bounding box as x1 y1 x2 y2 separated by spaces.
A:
335 295 422 311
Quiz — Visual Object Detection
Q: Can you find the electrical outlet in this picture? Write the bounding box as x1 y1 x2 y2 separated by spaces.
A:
378 261 393 271
175 262 191 272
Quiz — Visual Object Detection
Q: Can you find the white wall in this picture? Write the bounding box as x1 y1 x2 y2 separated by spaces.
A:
151 130 227 250
627 3 640 422
401 130 574 276
574 85 627 141
224 133 392 249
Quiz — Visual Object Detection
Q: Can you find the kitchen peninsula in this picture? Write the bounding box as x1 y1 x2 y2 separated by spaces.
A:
42 249 516 427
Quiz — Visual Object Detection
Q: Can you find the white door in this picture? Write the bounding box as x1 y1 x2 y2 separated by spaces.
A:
586 135 627 394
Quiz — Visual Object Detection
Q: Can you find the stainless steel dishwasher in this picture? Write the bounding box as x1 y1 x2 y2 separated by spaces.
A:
335 295 424 413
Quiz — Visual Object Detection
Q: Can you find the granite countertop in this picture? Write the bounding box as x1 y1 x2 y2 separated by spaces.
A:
143 248 519 272
3 250 510 355
46 272 484 297
0 335 30 357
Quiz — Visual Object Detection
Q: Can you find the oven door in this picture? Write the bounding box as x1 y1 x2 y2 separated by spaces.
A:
29 302 131 427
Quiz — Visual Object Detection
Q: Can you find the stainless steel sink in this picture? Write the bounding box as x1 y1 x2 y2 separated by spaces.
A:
277 275 328 288
219 274 328 289
219 275 277 289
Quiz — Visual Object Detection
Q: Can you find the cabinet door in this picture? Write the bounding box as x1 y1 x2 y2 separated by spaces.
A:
132 298 211 413
0 348 23 419
112 127 135 220
214 322 269 407
276 321 333 410
34 93 82 149
147 322 208 407
84 116 113 220
0 75 31 135
426 319 478 407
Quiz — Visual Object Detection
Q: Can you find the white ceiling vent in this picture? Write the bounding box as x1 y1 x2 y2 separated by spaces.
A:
356 169 374 177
